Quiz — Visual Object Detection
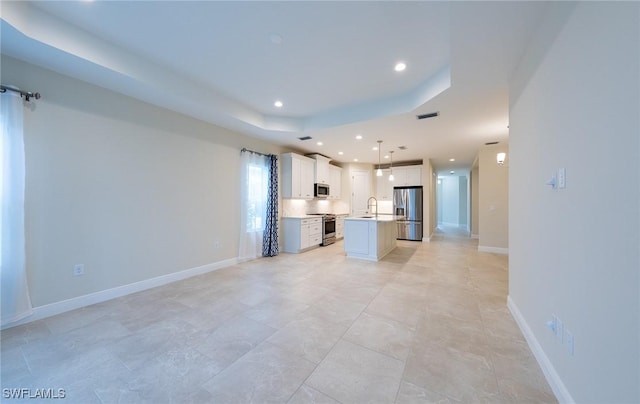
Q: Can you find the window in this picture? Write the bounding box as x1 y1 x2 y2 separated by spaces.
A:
246 163 267 232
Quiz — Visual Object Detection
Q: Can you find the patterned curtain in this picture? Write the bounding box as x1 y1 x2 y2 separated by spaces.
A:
262 154 279 257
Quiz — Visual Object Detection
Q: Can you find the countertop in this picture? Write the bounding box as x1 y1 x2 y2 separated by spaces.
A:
282 214 401 221
344 215 404 222
282 213 351 219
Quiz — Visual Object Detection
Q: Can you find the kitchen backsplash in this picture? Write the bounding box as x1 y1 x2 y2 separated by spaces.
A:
282 199 350 217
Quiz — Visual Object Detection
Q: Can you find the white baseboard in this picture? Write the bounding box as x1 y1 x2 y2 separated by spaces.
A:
507 296 574 404
2 257 238 330
478 245 509 254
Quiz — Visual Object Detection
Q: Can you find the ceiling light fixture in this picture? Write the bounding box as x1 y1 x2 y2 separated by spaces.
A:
376 140 383 177
274 100 283 108
338 151 344 155
497 152 506 165
354 158 359 162
449 158 455 162
394 62 407 72
388 151 395 182
355 135 363 140
317 141 323 146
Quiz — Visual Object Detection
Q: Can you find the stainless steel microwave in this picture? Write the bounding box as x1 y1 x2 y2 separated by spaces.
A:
314 183 330 198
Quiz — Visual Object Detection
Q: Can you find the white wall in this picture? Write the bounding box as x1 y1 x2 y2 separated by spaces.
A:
470 166 479 237
3 56 282 310
478 143 509 252
440 176 460 225
458 175 468 227
424 160 436 240
509 2 639 403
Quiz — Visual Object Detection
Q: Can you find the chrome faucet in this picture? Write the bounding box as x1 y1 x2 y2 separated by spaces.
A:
367 196 378 218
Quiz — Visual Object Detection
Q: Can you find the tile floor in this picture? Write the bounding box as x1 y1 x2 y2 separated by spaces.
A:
1 227 556 403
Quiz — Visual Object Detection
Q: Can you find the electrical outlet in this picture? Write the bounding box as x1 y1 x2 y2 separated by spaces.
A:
73 264 84 276
214 241 221 249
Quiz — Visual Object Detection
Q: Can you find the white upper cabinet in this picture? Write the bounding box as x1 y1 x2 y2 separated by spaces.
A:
308 154 331 185
281 153 315 199
375 169 394 200
391 165 422 186
329 165 342 200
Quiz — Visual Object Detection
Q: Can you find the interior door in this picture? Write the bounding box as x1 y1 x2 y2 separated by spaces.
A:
351 170 371 216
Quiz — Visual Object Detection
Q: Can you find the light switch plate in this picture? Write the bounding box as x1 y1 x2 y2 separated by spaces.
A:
558 168 566 189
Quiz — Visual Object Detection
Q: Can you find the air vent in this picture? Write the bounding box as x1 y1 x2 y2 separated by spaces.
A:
298 136 312 141
485 141 499 145
398 146 407 150
416 111 439 120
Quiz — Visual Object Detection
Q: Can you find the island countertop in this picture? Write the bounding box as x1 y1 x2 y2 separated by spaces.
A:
345 215 404 222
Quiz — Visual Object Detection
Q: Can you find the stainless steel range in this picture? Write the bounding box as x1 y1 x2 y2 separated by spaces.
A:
310 213 336 246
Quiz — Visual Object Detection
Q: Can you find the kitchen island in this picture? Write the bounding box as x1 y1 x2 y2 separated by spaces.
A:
343 215 400 261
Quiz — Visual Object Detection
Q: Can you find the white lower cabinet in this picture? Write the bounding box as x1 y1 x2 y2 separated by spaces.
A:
343 218 398 261
283 217 322 253
336 215 346 239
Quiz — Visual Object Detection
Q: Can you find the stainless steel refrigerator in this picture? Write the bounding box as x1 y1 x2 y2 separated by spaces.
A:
393 186 423 241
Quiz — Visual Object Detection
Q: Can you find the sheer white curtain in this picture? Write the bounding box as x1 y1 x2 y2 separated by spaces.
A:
238 150 269 262
1 90 32 327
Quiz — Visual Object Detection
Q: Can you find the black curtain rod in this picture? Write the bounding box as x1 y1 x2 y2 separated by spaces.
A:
0 85 41 102
241 148 274 157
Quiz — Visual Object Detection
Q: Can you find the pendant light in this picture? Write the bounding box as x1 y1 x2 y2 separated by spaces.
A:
376 140 383 176
388 150 395 181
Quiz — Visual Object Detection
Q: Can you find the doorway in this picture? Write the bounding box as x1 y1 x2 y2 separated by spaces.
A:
436 174 470 232
351 170 371 216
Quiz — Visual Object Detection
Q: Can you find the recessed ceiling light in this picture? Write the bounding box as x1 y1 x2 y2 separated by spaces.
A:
338 151 344 155
394 62 407 72
354 158 359 162
274 100 283 108
450 171 455 174
449 158 455 162
384 155 389 159
317 141 323 146
355 135 363 140
372 146 378 151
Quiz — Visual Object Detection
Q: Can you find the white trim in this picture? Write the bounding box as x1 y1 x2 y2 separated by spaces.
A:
471 233 479 239
2 258 238 330
507 296 574 404
478 245 509 254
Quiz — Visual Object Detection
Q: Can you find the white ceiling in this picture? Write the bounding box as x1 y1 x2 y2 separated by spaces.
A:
1 1 549 174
